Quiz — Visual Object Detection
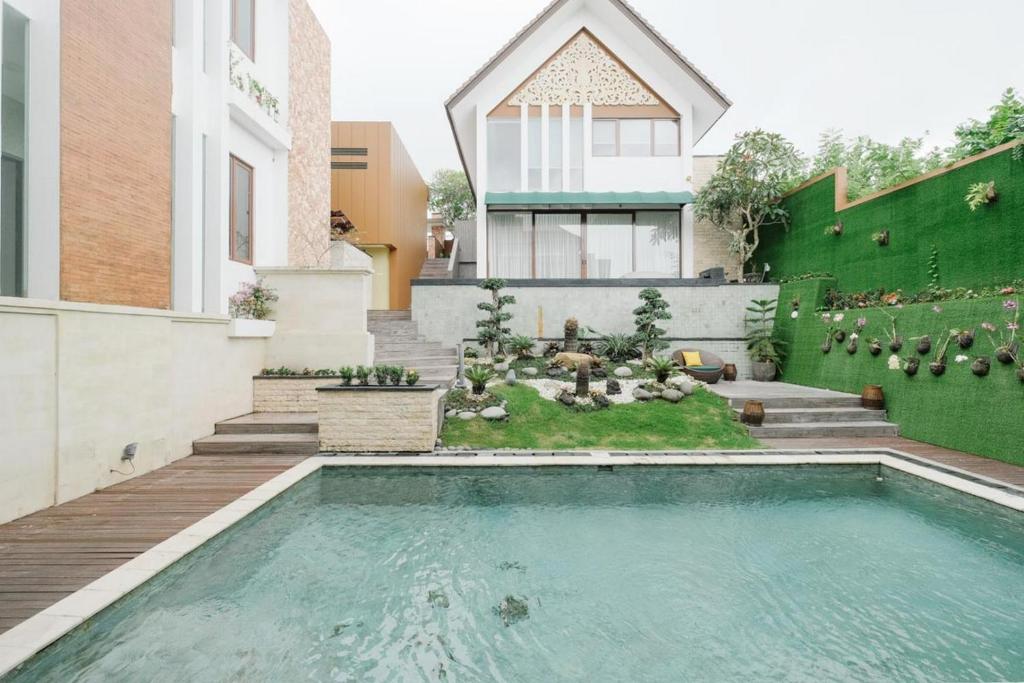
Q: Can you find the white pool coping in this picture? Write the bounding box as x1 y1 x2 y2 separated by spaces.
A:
1 448 1021 676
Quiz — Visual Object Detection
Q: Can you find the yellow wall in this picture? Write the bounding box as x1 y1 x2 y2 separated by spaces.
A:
362 245 391 310
331 122 428 309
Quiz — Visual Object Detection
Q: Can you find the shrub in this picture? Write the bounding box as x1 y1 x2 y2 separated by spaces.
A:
633 288 672 361
228 278 278 320
476 278 515 356
465 365 495 395
372 365 389 386
463 346 479 359
405 369 420 386
597 333 640 362
646 356 676 383
355 365 371 385
387 365 405 386
506 335 535 358
338 367 355 385
313 368 335 376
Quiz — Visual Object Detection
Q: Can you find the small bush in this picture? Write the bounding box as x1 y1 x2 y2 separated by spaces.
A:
405 369 420 386
465 365 495 395
355 365 371 385
507 335 535 358
646 356 676 383
338 367 355 385
373 365 390 386
597 333 640 362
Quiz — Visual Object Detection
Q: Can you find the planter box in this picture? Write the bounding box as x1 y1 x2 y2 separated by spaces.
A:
316 384 445 453
253 375 341 412
228 319 276 338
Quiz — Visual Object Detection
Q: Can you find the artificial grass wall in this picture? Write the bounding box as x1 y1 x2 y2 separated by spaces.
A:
758 146 1024 293
774 279 1024 465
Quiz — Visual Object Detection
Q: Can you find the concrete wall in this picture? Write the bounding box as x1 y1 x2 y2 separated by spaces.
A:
411 281 779 378
0 296 265 524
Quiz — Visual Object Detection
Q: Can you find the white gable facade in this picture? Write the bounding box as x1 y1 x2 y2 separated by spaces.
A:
446 0 730 280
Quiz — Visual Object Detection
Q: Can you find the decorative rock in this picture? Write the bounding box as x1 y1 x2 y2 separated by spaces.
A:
594 394 611 408
614 366 633 378
457 411 477 420
606 378 622 395
661 389 683 403
546 366 566 377
668 376 695 395
522 366 539 376
445 409 457 418
591 367 607 378
505 370 517 386
552 352 601 368
494 362 510 372
559 393 576 406
481 406 508 420
632 387 653 401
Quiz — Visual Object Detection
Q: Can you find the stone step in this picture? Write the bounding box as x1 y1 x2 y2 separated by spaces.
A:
733 407 887 424
727 396 863 410
746 421 899 438
375 342 453 353
368 310 411 321
374 354 457 365
215 412 318 434
192 433 319 455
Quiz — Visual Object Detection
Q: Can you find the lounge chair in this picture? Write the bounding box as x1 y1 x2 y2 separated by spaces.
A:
671 348 725 384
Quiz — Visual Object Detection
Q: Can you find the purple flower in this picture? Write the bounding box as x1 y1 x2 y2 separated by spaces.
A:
856 317 867 329
1004 300 1019 311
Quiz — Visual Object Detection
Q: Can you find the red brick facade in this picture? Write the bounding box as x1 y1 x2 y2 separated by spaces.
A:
59 0 173 309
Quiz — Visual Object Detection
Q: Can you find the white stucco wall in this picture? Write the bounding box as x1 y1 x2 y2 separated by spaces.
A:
0 297 266 524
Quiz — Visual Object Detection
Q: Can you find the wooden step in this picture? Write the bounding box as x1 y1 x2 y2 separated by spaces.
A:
746 422 899 438
192 433 319 455
733 407 887 424
215 413 318 434
727 396 863 410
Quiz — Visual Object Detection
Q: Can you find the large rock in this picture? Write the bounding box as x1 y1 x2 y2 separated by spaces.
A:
546 366 566 377
594 394 611 408
591 367 607 378
606 378 621 395
667 376 695 395
522 366 539 376
494 362 510 372
552 352 601 369
445 409 457 418
559 393 576 406
661 389 683 403
505 370 517 386
632 387 653 401
457 411 477 420
481 406 508 420
614 366 633 378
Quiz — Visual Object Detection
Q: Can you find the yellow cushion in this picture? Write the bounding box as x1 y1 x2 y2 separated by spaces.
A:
682 351 703 366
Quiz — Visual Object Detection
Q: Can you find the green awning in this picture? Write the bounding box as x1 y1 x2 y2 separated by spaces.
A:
485 191 694 207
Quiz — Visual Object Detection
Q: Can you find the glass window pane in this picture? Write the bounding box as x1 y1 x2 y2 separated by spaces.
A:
620 119 651 157
527 116 542 191
232 0 254 59
654 120 679 156
487 212 532 278
592 120 617 156
586 214 632 279
231 159 252 262
548 114 563 192
569 116 583 191
487 118 521 193
635 211 680 276
535 213 581 278
1 5 28 297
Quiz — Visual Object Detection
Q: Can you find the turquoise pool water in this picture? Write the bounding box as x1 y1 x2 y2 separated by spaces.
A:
7 466 1024 682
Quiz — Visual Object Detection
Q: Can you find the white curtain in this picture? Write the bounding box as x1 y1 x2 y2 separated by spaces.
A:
635 211 680 276
487 213 532 278
487 118 521 192
586 214 632 279
535 213 581 278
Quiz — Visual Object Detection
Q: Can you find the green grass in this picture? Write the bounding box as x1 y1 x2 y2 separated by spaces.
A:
440 384 760 451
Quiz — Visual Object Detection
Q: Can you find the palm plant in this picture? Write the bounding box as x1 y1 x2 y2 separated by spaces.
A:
465 365 495 395
506 335 535 359
596 333 640 362
646 356 676 383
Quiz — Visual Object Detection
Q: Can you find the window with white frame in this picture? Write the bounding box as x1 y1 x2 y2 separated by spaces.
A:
487 118 521 193
591 119 680 157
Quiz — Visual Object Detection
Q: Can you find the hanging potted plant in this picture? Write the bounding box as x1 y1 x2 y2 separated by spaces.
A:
820 312 836 354
824 220 844 237
915 335 932 355
903 357 920 376
875 304 902 352
929 331 954 376
744 299 786 382
846 317 867 355
965 180 997 211
982 299 1020 364
956 328 975 349
970 356 991 377
868 338 883 356
871 230 890 247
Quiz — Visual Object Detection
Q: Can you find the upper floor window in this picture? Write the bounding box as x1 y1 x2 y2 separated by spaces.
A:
231 0 255 60
487 118 521 193
230 155 253 264
592 119 680 157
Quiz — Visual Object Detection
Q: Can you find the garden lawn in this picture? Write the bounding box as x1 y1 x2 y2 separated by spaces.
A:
441 384 760 451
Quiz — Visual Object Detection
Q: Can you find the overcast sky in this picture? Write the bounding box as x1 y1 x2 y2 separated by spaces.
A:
308 0 1024 180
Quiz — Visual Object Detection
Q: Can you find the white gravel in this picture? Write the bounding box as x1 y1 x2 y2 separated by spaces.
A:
520 378 649 405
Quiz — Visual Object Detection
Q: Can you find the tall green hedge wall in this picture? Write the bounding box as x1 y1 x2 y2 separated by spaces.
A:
775 279 1024 465
758 146 1024 293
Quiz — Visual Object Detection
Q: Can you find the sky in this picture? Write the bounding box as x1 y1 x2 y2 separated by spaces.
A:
307 0 1024 180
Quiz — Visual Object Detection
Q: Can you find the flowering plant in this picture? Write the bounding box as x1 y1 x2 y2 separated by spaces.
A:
982 298 1020 363
228 278 278 320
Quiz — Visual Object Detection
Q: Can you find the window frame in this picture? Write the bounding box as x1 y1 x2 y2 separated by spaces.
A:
229 154 254 265
231 0 256 61
591 118 681 157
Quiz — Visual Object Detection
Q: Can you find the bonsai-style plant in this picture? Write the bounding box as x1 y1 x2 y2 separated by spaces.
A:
647 356 676 384
506 335 535 359
355 365 371 386
871 230 890 246
563 318 579 353
476 278 515 357
596 333 640 362
981 299 1020 364
228 278 278 320
745 299 785 380
965 181 997 211
693 129 805 278
575 359 591 397
465 365 494 395
405 369 420 386
633 288 672 361
338 366 355 385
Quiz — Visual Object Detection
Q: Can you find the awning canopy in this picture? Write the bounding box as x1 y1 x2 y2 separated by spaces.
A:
485 191 694 208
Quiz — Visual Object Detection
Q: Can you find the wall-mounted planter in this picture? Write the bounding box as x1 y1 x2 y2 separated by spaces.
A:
316 384 445 452
970 357 991 377
228 319 277 338
872 230 890 247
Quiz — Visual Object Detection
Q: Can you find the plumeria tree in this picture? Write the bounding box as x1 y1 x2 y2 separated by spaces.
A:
694 130 805 278
428 169 475 228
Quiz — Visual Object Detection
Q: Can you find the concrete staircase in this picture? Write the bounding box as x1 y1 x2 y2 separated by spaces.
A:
710 381 899 439
417 258 451 279
369 310 458 386
192 413 319 455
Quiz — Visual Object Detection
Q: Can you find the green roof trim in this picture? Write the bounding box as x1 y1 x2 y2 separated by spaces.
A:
485 191 694 206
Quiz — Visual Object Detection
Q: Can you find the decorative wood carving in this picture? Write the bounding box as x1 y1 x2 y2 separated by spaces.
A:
508 32 659 106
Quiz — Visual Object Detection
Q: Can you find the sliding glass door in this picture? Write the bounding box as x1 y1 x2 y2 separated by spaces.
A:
487 212 532 278
1 4 27 297
586 214 632 278
535 214 582 278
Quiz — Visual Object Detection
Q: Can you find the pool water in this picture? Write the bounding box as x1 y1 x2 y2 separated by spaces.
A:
8 466 1024 682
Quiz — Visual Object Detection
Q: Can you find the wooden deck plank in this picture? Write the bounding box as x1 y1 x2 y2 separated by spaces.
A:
0 454 305 635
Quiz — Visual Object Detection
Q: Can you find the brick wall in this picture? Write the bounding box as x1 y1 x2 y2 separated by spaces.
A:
253 377 339 413
60 0 172 308
287 0 332 267
318 387 444 452
691 155 739 280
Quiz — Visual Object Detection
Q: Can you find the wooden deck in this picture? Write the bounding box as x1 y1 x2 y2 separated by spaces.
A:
0 454 305 635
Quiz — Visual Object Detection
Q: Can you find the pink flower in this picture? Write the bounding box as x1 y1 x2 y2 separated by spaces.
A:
1004 300 1019 311
822 313 832 322
1008 322 1020 331
856 317 867 329
981 322 997 332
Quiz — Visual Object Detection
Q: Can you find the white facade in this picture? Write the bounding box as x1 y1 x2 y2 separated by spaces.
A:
172 0 293 314
445 0 729 280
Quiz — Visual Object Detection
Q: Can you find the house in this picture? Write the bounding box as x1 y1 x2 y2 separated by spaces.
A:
330 121 428 310
445 0 737 281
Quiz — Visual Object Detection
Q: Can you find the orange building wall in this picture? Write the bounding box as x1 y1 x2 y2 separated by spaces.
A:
59 0 173 309
330 122 427 310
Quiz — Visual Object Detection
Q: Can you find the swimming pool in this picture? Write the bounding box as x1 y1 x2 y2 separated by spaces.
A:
6 464 1024 681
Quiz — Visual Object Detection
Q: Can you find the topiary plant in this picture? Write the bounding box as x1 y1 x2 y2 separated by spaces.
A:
633 288 672 361
476 278 516 357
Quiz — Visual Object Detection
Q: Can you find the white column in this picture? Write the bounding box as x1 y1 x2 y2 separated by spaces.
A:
202 0 231 313
540 103 549 192
475 104 488 277
582 103 592 192
519 103 529 192
682 206 695 278
562 106 570 190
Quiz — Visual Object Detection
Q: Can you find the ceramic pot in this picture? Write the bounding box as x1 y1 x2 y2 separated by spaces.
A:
752 361 777 382
740 400 765 426
916 336 931 355
861 384 885 410
970 357 990 377
889 337 904 353
904 358 919 376
723 363 738 382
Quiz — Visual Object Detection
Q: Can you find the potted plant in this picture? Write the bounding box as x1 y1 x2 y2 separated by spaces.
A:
929 331 954 376
904 357 920 376
405 369 420 386
970 357 991 377
824 221 843 237
507 335 535 359
465 365 494 395
820 312 837 354
373 365 390 386
868 338 883 356
338 367 355 386
871 230 890 246
981 299 1020 364
915 335 932 355
745 299 786 381
355 365 371 386
956 328 975 349
965 180 997 211
647 356 676 384
387 365 405 386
